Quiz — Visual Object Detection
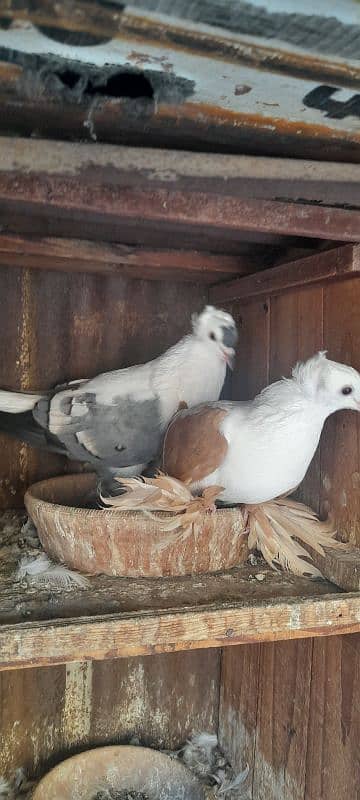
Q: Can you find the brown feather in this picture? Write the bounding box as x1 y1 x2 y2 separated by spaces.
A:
163 405 229 484
245 497 342 577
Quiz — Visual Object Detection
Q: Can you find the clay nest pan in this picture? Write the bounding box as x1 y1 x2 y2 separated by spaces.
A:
32 745 206 800
25 473 248 578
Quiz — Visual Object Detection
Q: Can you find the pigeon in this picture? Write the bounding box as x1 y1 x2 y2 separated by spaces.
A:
163 351 360 504
0 306 237 481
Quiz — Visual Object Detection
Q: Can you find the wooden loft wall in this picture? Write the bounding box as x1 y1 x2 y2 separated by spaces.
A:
217 258 360 800
0 264 223 777
0 265 208 507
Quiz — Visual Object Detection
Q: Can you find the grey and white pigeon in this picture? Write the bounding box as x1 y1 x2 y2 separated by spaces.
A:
163 352 360 504
0 306 237 481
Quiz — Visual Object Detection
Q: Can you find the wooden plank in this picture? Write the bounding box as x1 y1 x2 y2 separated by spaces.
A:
91 649 220 750
269 285 324 513
0 592 359 671
305 634 360 800
219 644 261 799
249 285 323 800
252 640 314 800
0 140 359 243
0 663 66 777
0 235 253 281
321 278 360 547
299 543 360 593
210 245 360 304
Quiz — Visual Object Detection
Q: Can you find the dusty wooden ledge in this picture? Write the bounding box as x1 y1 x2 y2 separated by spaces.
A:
0 592 359 671
0 511 359 670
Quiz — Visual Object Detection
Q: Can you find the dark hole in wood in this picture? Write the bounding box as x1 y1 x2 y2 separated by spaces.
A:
86 71 154 99
56 69 83 90
54 68 154 99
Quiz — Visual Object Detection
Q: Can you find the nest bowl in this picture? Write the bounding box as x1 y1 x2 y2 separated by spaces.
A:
25 473 248 578
32 744 206 800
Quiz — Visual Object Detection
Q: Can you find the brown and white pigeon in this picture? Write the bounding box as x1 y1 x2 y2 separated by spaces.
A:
163 352 360 504
0 306 237 481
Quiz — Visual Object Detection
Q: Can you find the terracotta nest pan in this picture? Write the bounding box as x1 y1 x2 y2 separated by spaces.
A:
25 473 247 578
32 745 206 800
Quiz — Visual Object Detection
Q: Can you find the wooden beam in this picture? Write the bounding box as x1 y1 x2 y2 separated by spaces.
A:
0 234 252 281
0 592 359 671
0 139 359 245
210 245 360 303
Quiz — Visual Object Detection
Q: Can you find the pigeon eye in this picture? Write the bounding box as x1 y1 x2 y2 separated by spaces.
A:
209 332 216 341
342 386 353 395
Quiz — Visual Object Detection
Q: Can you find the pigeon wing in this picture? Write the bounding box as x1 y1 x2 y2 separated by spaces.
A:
163 404 229 484
33 372 163 468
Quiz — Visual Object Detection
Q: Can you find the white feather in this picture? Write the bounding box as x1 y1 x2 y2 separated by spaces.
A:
0 390 42 413
0 778 12 799
16 553 89 590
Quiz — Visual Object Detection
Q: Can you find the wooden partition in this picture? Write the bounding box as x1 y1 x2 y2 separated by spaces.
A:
218 274 360 800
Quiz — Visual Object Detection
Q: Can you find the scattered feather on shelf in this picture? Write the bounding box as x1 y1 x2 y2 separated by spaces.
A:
16 552 90 590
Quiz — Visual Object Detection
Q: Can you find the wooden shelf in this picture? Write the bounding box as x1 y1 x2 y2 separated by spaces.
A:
1 512 359 671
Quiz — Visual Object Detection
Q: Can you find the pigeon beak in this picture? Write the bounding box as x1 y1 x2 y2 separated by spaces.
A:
222 347 235 370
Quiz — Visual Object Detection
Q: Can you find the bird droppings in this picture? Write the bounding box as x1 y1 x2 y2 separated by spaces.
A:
255 572 266 582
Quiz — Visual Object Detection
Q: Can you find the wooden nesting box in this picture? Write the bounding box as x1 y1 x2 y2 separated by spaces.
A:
0 4 359 799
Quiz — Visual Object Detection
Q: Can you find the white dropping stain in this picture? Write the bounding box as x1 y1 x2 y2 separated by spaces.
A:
322 474 332 492
62 661 93 746
340 489 347 508
288 607 301 630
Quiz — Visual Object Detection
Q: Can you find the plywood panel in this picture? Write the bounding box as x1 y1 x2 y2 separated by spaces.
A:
0 265 207 506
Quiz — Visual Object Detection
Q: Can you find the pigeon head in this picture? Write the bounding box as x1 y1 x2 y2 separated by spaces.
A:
191 306 238 368
292 351 360 413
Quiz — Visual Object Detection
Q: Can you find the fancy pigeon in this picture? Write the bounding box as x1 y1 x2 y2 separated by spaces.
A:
163 352 360 504
0 306 237 480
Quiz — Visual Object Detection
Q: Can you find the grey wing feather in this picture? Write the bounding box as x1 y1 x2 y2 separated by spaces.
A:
35 386 163 468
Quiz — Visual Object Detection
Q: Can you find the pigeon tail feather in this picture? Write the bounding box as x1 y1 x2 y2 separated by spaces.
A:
0 389 42 413
246 496 342 578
